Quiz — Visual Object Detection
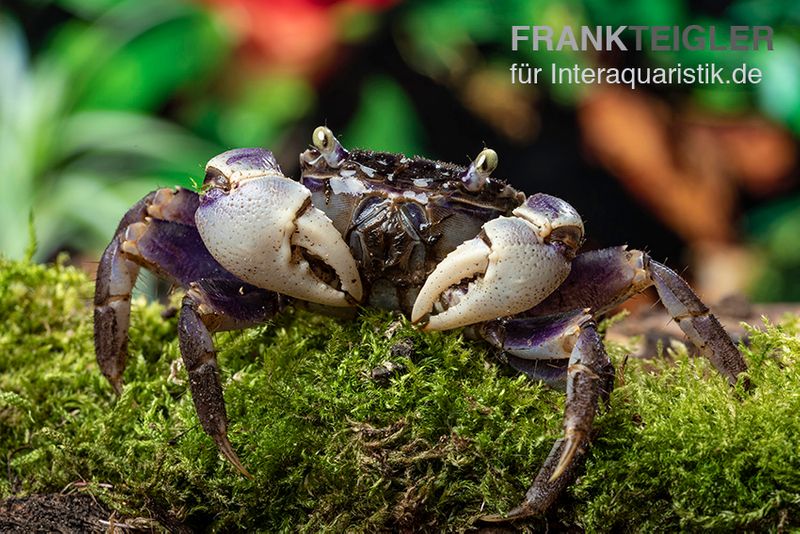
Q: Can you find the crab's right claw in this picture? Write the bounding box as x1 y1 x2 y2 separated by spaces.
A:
195 148 362 307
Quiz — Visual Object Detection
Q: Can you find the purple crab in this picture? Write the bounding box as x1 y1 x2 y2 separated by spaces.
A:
94 126 748 521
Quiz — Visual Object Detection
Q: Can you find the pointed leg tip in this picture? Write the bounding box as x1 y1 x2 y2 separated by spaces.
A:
106 375 123 396
479 503 538 523
214 435 253 479
549 433 582 483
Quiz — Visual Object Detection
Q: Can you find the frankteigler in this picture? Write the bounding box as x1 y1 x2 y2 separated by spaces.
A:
511 25 774 52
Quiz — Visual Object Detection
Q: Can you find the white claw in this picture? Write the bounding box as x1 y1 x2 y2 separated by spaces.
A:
411 217 571 331
196 175 362 307
293 207 362 302
410 238 490 324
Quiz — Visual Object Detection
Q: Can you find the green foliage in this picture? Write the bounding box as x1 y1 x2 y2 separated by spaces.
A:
344 76 426 156
576 324 800 531
213 75 316 148
2 259 800 531
0 6 225 260
0 258 564 530
746 195 800 301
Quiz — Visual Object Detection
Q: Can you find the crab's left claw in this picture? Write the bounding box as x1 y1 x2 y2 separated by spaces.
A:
411 194 583 331
195 148 363 307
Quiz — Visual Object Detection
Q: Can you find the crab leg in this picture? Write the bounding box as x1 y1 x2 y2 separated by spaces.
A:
482 320 612 522
648 260 748 387
94 192 156 394
527 246 651 317
481 246 747 521
481 309 594 389
178 280 282 477
96 186 283 474
483 310 616 404
95 187 249 393
529 246 748 387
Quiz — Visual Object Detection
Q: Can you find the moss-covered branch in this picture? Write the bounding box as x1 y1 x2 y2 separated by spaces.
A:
1 258 799 531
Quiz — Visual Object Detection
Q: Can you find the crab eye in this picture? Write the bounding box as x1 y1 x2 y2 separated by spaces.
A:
202 167 230 192
313 126 335 153
475 149 498 175
311 126 348 167
461 148 498 192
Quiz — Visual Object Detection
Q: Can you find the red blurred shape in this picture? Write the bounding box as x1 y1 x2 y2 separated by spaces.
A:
201 0 398 75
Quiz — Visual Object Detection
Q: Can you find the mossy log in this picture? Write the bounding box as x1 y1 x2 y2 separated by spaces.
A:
1 258 799 532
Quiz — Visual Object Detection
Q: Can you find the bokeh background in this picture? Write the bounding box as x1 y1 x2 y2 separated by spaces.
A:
2 0 799 302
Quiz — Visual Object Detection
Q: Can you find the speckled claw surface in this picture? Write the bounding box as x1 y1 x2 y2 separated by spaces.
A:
411 216 569 330
411 193 584 331
196 148 363 307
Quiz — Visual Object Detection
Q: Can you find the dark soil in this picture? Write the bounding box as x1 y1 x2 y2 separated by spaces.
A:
0 493 110 533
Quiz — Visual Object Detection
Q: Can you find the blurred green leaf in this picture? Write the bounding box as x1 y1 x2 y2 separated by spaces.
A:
583 0 687 27
728 0 800 26
55 0 127 18
33 174 166 256
745 195 800 301
48 1 200 104
758 36 800 135
0 15 64 259
399 0 502 78
746 196 800 262
78 13 227 111
0 12 222 261
344 76 425 155
337 8 380 44
216 74 316 148
57 110 218 174
691 84 751 116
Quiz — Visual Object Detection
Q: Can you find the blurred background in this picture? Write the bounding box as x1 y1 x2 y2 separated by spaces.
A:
2 0 799 303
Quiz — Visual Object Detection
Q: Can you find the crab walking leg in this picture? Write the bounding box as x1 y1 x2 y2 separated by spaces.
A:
527 246 651 317
95 187 238 393
480 310 615 398
504 357 570 390
94 192 156 394
482 321 612 522
94 238 140 394
648 260 748 387
528 247 748 387
179 280 284 477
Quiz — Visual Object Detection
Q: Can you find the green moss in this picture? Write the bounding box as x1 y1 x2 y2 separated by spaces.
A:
1 257 800 532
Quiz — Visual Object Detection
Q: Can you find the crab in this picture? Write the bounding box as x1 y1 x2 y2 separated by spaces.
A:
94 126 748 521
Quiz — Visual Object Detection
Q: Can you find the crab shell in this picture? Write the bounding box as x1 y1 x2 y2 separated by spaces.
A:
195 135 585 331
